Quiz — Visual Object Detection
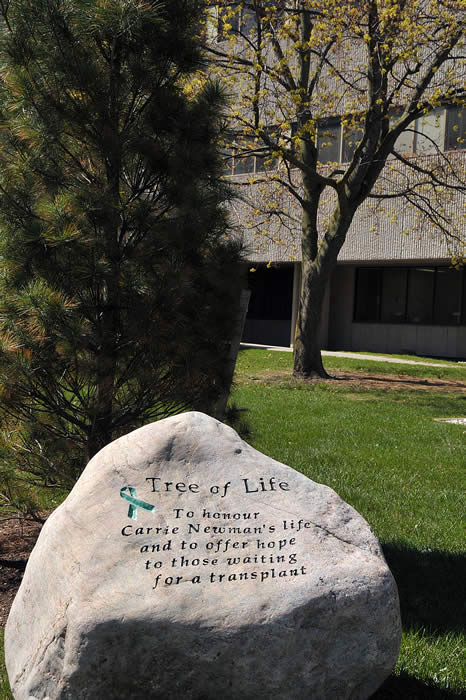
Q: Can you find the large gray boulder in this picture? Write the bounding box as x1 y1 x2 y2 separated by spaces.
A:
6 411 401 699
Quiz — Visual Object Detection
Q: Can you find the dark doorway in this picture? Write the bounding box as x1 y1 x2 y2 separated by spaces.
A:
242 264 294 346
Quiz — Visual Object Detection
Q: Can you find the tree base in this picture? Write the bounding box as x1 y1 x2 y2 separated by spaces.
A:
293 368 332 380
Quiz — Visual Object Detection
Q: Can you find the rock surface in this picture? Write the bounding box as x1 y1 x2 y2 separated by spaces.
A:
6 411 401 699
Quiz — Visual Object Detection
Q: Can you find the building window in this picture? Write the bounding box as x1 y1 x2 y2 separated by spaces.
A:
225 103 464 177
354 268 381 322
317 118 341 164
247 264 294 320
434 267 463 324
222 132 278 175
390 108 415 156
406 267 435 324
414 108 445 154
445 105 466 151
354 266 466 325
232 140 256 174
217 3 256 40
380 268 408 322
217 2 240 39
462 274 466 325
341 120 364 163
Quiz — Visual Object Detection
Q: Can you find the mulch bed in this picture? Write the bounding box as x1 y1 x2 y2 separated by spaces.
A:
329 371 466 392
0 518 43 627
250 370 466 393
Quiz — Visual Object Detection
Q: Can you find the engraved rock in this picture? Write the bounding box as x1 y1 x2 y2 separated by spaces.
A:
6 411 401 699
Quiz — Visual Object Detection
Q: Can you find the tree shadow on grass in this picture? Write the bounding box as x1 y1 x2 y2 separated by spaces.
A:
381 542 466 635
370 671 465 699
368 543 466 699
331 374 465 391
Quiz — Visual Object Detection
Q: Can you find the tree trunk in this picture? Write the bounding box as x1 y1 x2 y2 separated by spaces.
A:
293 210 353 379
293 257 331 379
86 236 121 461
214 287 251 422
87 344 117 461
86 257 121 462
292 161 334 379
87 44 122 462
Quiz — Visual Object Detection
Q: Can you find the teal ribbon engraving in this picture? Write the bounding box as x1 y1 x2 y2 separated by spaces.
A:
120 486 156 520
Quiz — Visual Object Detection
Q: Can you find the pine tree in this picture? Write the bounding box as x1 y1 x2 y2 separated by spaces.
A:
0 0 242 514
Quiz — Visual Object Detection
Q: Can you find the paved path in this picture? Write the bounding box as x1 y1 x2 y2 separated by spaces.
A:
240 343 465 369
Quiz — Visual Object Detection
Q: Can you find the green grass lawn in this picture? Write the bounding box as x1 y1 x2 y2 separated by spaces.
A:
1 349 465 698
0 631 10 700
236 347 466 381
232 349 466 697
331 350 465 365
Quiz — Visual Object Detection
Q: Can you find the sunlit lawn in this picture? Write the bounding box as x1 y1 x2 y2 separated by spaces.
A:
232 349 466 697
0 632 9 700
236 347 466 381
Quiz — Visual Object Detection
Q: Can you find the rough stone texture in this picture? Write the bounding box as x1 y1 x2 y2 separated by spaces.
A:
6 411 401 699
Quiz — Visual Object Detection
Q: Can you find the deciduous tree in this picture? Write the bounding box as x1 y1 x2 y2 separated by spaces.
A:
207 0 465 377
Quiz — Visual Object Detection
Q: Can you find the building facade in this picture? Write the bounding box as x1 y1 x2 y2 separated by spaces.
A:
211 3 466 359
238 107 466 358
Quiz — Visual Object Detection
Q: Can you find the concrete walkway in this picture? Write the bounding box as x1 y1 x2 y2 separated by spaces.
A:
240 343 465 369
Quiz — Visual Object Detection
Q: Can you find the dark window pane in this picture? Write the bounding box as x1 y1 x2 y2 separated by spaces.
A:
342 125 364 163
247 265 293 320
222 153 234 175
317 119 341 164
260 0 285 18
233 155 255 173
445 106 466 151
433 268 463 325
256 126 279 169
232 135 256 174
256 127 280 170
355 266 465 326
217 3 240 40
462 273 466 325
354 268 381 321
241 6 257 36
220 134 235 175
255 148 277 172
406 268 435 324
381 268 408 322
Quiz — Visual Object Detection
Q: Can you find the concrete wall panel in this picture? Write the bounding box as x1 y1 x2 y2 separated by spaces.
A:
345 322 464 358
